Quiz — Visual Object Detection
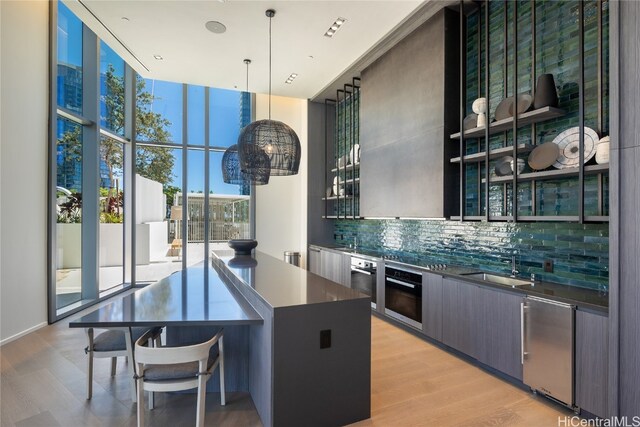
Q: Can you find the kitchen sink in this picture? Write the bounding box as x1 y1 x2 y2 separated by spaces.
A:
462 272 532 287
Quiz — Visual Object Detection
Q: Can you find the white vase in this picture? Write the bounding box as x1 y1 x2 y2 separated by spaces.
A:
596 136 610 164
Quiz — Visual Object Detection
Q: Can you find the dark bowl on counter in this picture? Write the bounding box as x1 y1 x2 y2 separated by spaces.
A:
228 239 258 255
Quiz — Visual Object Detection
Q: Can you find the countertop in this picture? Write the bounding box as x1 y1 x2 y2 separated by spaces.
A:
212 250 369 309
69 264 263 328
310 244 609 313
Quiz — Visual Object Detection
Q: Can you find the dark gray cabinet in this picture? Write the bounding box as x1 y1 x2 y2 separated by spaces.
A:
359 9 459 218
440 278 522 380
308 246 322 276
422 272 443 341
441 278 477 358
575 310 608 418
474 287 523 381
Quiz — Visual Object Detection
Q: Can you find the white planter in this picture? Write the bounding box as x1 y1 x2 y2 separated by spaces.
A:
56 223 82 269
56 221 169 269
99 223 124 267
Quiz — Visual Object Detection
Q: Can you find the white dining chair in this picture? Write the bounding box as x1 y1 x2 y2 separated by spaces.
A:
134 329 225 427
85 326 162 401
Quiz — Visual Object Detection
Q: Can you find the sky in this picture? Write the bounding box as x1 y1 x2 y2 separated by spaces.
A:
58 1 247 196
141 80 247 195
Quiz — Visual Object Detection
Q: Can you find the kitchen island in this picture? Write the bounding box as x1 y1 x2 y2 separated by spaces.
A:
70 250 371 427
211 250 371 427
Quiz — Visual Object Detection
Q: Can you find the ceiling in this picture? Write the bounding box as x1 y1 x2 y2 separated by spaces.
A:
64 0 425 100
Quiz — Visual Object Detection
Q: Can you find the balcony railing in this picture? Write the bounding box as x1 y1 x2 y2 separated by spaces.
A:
171 220 250 242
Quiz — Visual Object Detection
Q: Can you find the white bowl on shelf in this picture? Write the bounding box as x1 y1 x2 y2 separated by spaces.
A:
510 158 526 175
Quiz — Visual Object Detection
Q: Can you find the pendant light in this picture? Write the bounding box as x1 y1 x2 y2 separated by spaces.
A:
222 59 270 185
238 9 301 177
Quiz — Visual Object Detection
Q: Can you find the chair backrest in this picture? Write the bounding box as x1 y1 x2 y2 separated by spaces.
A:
134 329 222 367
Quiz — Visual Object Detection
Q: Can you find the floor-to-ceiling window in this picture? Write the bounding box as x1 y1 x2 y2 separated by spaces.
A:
133 83 253 283
54 1 85 310
49 1 254 321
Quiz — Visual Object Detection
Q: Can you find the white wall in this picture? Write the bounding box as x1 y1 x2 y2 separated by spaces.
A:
136 174 166 223
254 94 308 268
0 1 49 343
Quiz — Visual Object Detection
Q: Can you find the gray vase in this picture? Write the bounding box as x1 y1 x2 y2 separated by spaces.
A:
534 74 559 109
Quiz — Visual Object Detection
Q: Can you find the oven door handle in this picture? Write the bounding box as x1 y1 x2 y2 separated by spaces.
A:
351 267 373 275
386 277 417 288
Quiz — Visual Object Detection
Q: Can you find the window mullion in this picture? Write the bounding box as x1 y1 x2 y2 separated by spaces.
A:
80 24 100 300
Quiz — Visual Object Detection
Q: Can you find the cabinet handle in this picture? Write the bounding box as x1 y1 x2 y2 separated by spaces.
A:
386 277 416 288
351 267 373 275
521 302 527 364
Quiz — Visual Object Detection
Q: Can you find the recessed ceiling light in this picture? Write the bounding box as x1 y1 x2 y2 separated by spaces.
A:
324 17 346 38
153 55 163 60
285 73 298 84
205 21 227 34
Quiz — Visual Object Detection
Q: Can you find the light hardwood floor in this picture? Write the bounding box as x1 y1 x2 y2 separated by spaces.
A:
1 311 570 426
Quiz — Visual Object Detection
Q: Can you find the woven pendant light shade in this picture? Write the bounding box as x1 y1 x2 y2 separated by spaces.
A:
238 143 271 183
222 144 269 186
238 119 301 176
237 9 301 177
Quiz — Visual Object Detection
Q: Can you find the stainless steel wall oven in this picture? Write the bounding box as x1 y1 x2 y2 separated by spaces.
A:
384 266 422 329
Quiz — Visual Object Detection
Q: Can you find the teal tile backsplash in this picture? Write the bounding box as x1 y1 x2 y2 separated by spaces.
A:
334 219 608 291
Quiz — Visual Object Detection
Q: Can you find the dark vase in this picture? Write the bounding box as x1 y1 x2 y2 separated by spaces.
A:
534 74 559 109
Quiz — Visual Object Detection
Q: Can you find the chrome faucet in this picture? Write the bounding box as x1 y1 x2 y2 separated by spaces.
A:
353 236 358 252
510 254 519 278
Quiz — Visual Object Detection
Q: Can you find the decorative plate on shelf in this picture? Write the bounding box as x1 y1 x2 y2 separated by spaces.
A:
528 142 560 170
551 126 599 169
495 156 514 176
494 98 514 121
463 113 478 131
508 93 533 116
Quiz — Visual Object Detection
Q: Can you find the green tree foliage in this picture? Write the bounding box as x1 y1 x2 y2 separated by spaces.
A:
101 65 176 185
57 65 177 223
163 185 181 208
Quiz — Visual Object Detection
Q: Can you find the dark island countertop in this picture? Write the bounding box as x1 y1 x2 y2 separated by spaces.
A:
311 244 609 314
212 250 369 309
69 264 263 328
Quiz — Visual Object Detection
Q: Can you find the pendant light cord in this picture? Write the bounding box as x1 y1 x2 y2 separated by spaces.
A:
246 61 249 92
268 14 272 120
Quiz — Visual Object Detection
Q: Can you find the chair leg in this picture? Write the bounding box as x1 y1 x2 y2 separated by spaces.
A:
149 390 154 410
110 357 117 377
196 375 207 427
137 375 145 427
219 336 225 406
86 328 94 400
124 328 137 403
